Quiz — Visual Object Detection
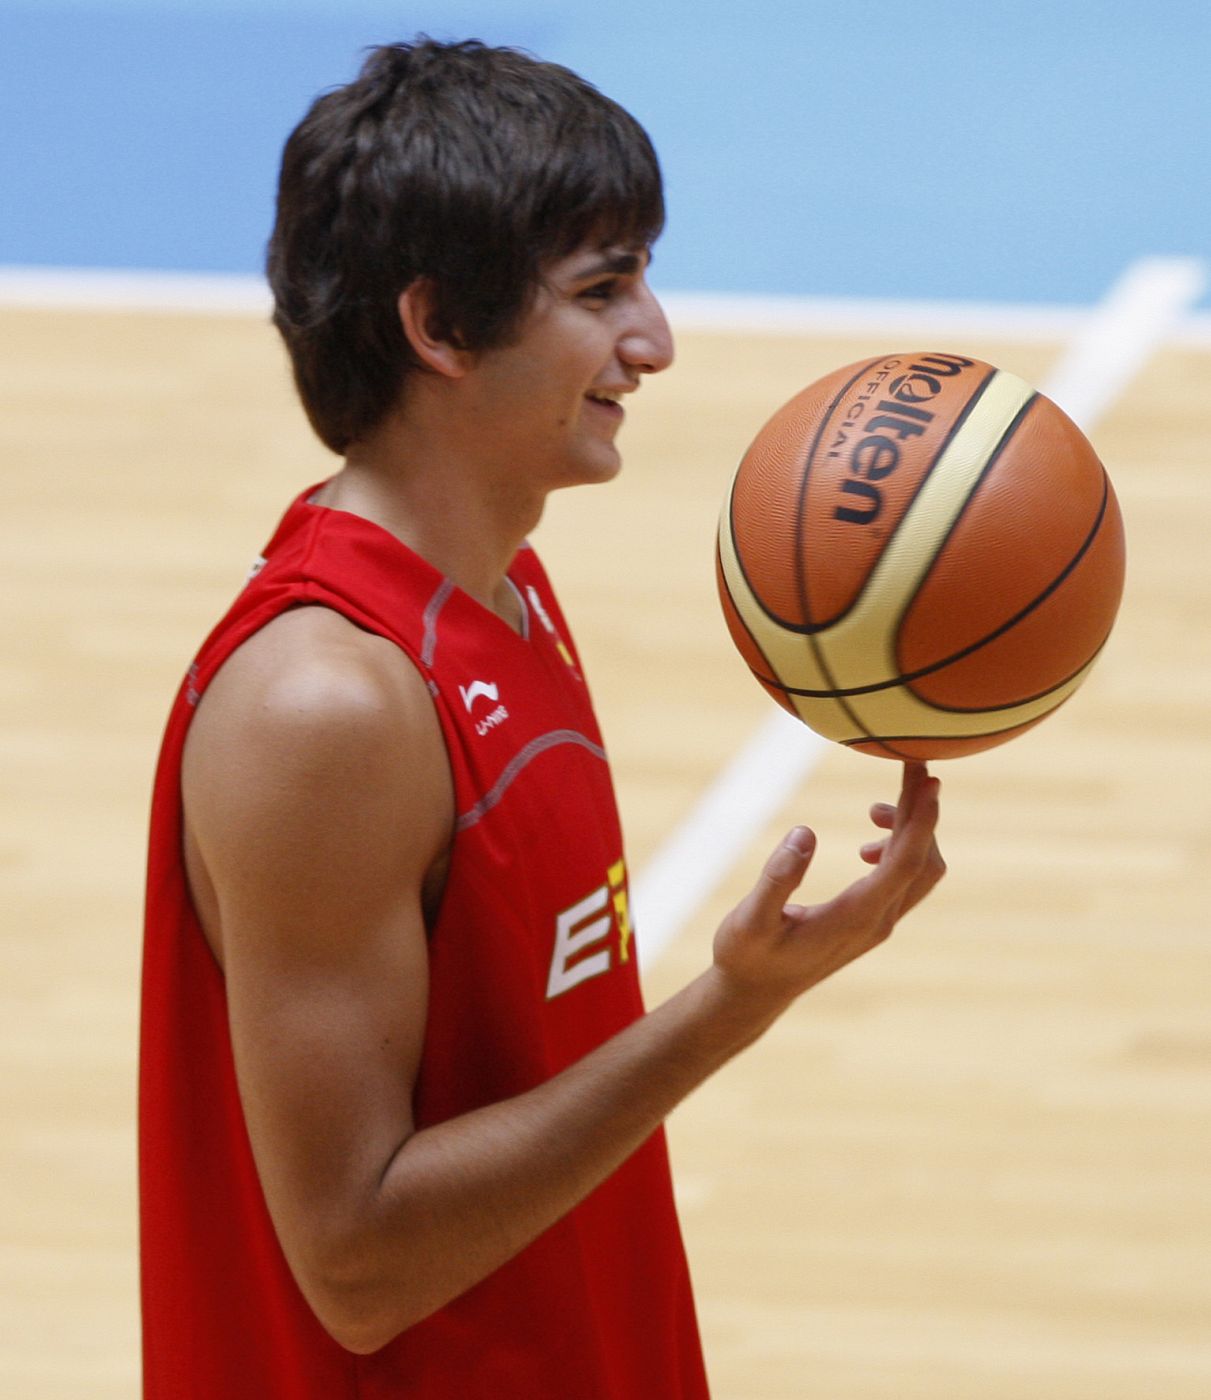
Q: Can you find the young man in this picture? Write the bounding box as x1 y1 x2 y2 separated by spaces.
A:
139 38 945 1399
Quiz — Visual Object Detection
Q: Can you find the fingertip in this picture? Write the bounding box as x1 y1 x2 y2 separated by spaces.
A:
765 826 816 883
786 824 816 857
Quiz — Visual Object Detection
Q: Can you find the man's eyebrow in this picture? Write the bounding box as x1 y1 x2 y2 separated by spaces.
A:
575 249 648 279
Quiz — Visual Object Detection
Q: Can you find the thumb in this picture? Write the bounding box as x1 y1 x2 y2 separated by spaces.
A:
750 826 816 914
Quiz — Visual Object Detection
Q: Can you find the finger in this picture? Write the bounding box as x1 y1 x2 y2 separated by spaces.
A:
892 761 931 833
865 766 932 865
883 763 937 848
887 839 947 922
881 773 941 881
853 779 936 904
862 768 937 871
747 826 817 920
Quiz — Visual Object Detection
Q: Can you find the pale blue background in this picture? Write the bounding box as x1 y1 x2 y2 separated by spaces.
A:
2 0 1208 305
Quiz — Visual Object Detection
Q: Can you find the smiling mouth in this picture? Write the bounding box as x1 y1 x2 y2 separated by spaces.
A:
585 392 625 423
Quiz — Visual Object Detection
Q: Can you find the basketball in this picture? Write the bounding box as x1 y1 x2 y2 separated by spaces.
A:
716 351 1126 759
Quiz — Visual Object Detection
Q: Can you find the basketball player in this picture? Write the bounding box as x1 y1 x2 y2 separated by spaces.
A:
139 38 945 1399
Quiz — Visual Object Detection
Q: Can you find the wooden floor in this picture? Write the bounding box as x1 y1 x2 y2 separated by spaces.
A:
2 305 1209 1397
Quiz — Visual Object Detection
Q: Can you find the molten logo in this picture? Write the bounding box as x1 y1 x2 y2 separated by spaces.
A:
832 353 976 525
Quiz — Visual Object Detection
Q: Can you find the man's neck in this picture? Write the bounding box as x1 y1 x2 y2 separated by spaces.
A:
316 414 545 628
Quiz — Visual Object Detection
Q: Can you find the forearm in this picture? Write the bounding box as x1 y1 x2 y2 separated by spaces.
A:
295 775 944 1353
315 964 780 1351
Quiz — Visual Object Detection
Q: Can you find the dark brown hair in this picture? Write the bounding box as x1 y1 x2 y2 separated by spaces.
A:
266 39 665 453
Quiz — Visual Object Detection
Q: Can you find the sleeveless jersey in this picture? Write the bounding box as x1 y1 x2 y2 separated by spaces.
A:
139 487 709 1399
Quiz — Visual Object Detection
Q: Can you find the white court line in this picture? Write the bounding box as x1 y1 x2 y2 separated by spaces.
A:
0 266 273 315
663 290 1086 341
1040 256 1208 425
631 254 1209 967
662 284 1211 349
4 263 1211 345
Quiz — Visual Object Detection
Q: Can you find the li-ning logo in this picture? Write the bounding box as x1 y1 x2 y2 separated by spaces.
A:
460 679 510 736
830 353 976 526
459 680 499 712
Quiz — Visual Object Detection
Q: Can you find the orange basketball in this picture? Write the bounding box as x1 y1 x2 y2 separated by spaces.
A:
716 351 1126 759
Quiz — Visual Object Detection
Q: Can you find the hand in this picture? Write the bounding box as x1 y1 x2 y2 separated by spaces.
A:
712 762 945 1012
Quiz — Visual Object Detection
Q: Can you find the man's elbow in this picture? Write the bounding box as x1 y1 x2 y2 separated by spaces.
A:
299 1249 435 1356
322 1313 397 1358
305 1272 404 1356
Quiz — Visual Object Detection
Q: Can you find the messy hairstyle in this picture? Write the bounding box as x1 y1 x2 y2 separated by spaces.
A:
266 38 665 453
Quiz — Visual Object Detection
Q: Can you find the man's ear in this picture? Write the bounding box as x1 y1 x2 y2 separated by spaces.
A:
398 280 472 378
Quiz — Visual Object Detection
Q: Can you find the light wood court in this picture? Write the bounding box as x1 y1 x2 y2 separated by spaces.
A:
2 304 1208 1397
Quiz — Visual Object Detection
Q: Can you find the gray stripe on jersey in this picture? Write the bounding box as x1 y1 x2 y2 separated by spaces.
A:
456 729 607 832
421 578 455 668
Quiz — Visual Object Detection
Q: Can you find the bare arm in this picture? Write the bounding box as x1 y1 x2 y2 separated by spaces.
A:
183 606 945 1354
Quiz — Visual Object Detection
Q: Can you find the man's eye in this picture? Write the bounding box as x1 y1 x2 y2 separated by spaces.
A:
580 281 616 302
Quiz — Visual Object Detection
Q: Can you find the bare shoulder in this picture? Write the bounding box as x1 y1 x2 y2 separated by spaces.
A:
195 604 436 739
188 604 446 786
182 605 453 958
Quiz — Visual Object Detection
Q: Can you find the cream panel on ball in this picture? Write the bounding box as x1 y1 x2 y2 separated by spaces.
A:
716 475 837 692
838 648 1097 743
718 478 856 742
813 370 1037 692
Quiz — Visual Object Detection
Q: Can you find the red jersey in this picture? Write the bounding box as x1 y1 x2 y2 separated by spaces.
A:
140 487 709 1398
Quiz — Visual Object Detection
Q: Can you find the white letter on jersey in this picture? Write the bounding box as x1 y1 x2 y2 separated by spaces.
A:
546 883 611 1000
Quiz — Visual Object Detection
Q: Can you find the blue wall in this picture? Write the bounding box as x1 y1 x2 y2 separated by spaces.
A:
3 1 1208 305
